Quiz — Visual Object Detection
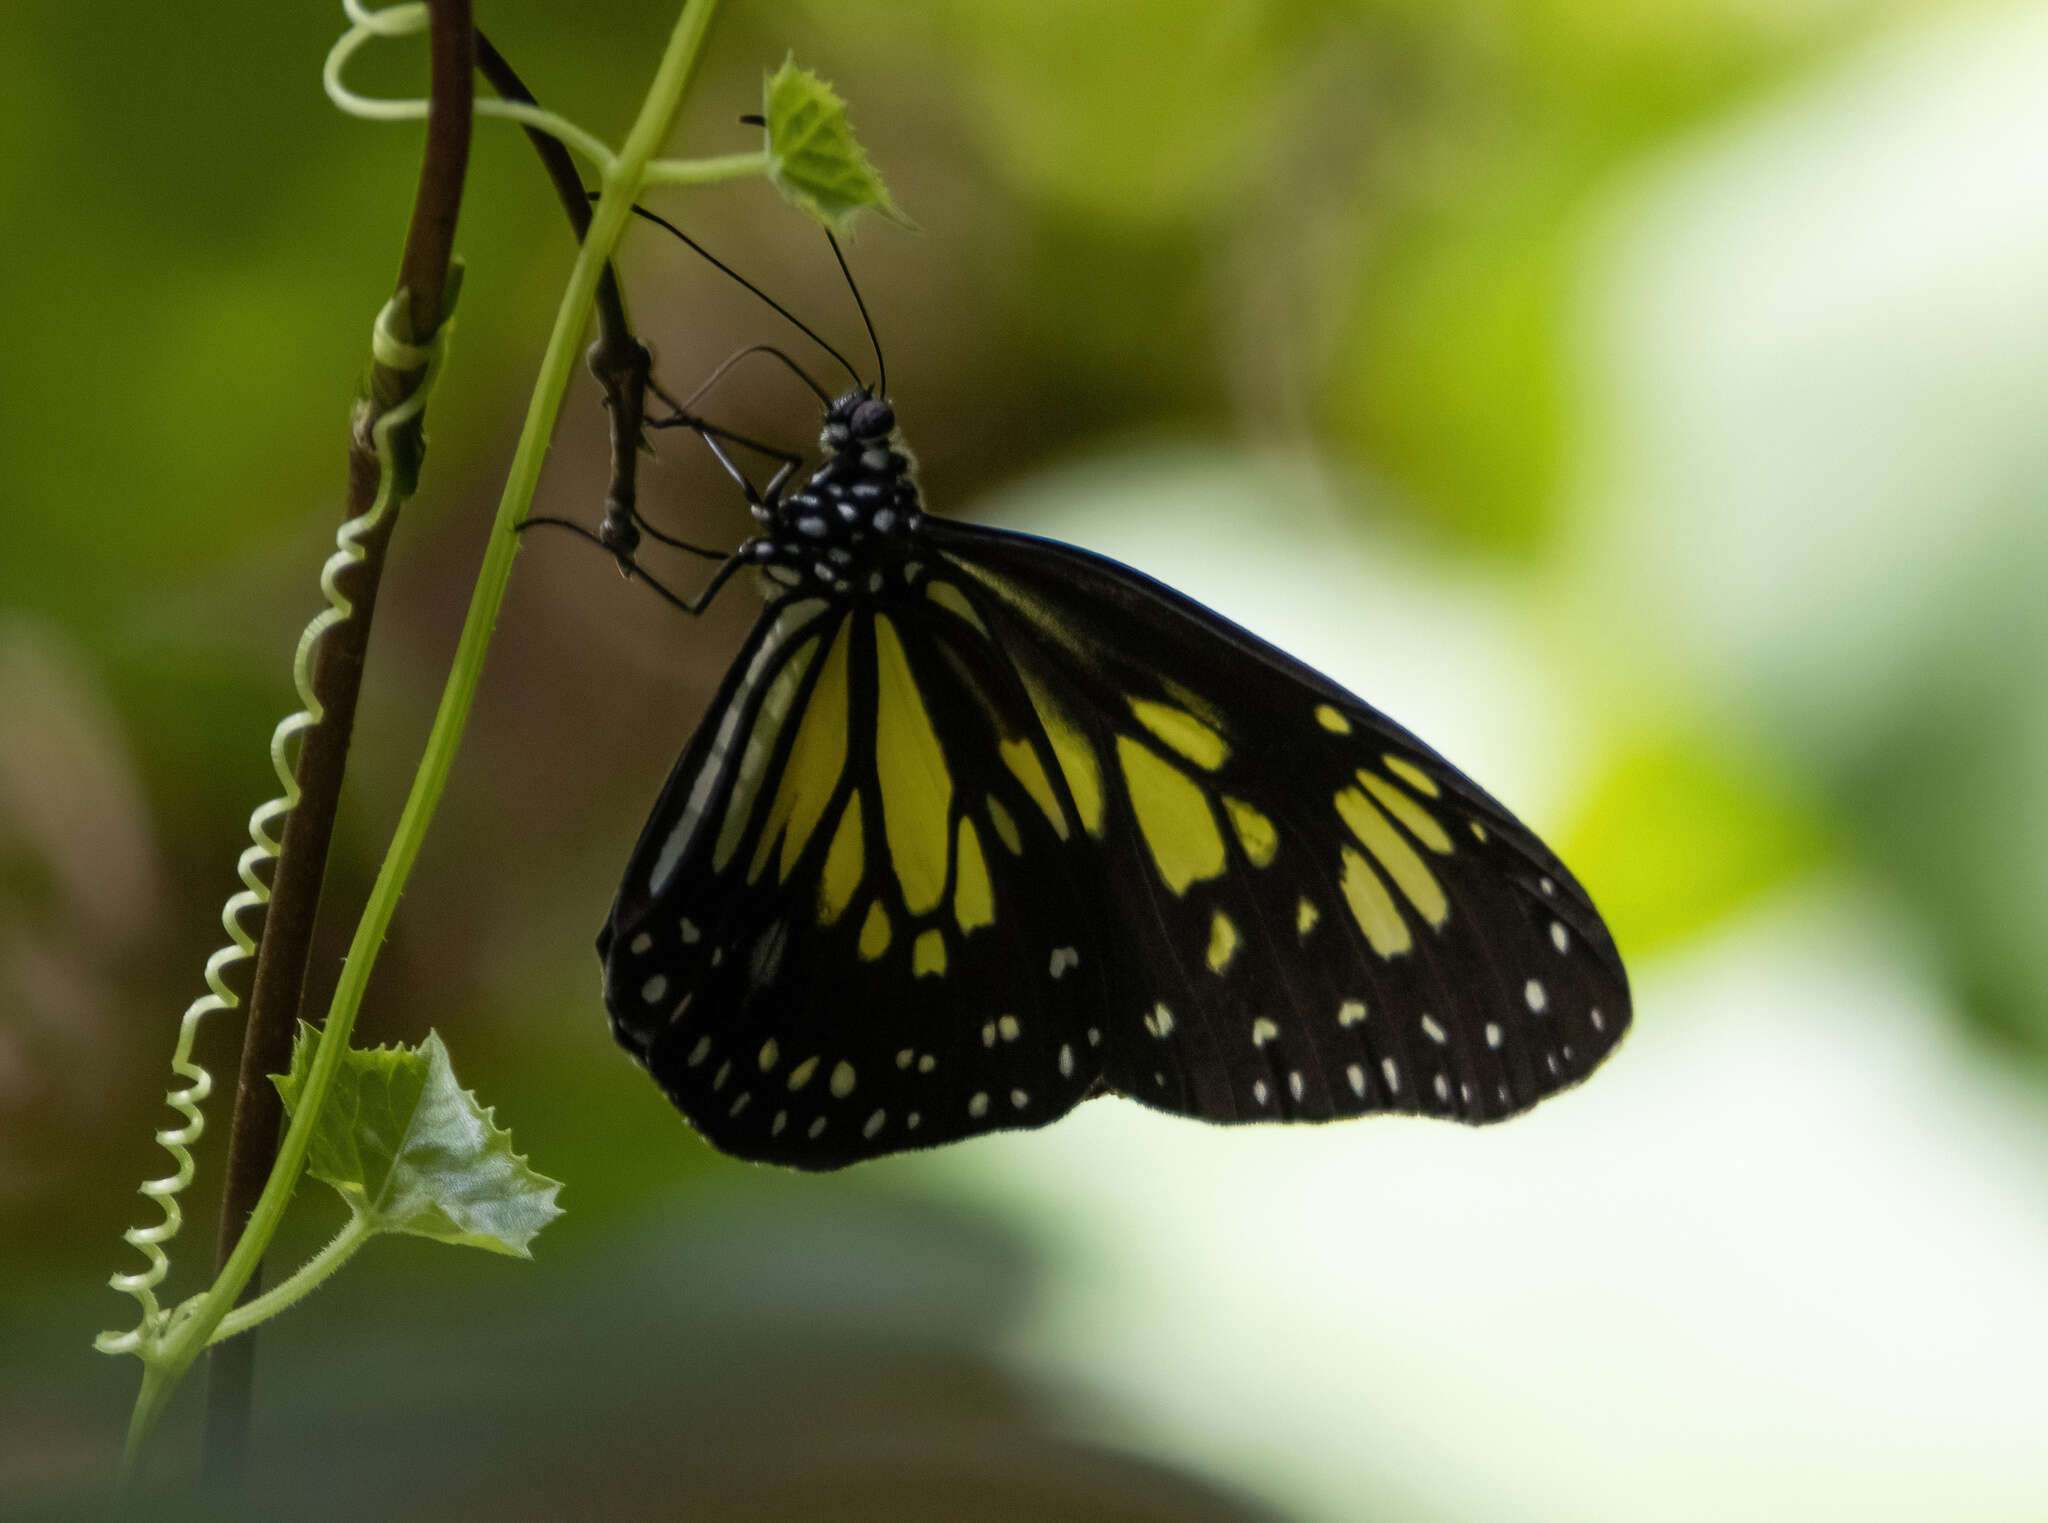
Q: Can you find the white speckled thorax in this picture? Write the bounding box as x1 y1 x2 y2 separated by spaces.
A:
745 390 926 599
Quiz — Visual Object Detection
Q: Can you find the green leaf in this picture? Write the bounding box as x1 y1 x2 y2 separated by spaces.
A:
273 1024 563 1258
762 55 908 233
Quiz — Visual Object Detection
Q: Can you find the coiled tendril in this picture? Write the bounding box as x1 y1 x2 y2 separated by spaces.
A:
96 289 448 1357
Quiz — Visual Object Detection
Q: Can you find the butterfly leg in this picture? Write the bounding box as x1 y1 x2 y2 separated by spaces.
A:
685 425 802 526
517 515 753 617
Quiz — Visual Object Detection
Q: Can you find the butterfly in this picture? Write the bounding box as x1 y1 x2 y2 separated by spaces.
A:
597 388 1630 1170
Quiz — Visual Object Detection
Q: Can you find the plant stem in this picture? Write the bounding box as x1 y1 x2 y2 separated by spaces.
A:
641 149 768 184
209 1214 373 1347
116 0 729 1478
202 0 473 1486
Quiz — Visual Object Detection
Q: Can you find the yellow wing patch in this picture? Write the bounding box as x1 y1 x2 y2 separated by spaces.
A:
1206 908 1241 974
999 737 1067 840
1021 670 1105 837
1383 754 1440 798
818 793 864 925
1339 844 1411 957
924 579 989 635
1221 795 1277 867
984 796 1024 855
1116 736 1225 896
1315 703 1351 735
1335 785 1448 927
954 816 994 933
748 621 851 885
913 928 948 977
1129 699 1228 771
874 614 953 915
858 900 892 960
1361 769 1452 854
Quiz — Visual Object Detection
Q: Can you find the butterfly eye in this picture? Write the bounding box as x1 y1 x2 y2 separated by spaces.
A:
849 398 895 439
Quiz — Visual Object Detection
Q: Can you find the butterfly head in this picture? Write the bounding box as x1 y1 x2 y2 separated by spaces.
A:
819 388 898 454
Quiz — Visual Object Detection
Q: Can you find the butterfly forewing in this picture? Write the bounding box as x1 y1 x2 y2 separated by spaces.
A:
921 519 1631 1127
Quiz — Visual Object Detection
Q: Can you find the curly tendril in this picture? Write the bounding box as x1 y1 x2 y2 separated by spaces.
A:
96 288 452 1359
325 0 620 173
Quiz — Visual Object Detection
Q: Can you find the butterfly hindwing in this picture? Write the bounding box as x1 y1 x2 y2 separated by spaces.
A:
921 518 1632 1127
602 589 1125 1169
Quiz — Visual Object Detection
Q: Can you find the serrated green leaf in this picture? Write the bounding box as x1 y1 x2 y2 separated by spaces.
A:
763 56 908 234
273 1024 563 1257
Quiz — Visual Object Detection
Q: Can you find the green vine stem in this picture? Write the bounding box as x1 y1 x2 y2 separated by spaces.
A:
108 289 451 1478
208 1213 374 1347
107 0 744 1483
642 149 768 184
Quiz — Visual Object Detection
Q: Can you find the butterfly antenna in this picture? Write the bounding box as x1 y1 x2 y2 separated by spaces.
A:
825 230 885 398
680 343 831 411
620 201 863 391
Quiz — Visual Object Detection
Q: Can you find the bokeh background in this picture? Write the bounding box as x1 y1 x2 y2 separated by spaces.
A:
5 0 2047 1518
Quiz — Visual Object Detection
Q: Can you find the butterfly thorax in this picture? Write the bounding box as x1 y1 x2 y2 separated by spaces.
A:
745 389 924 599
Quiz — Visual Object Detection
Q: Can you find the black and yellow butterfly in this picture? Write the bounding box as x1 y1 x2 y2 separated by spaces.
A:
598 389 1630 1170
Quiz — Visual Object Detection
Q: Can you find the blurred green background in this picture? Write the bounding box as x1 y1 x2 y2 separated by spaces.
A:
5 0 2047 1518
